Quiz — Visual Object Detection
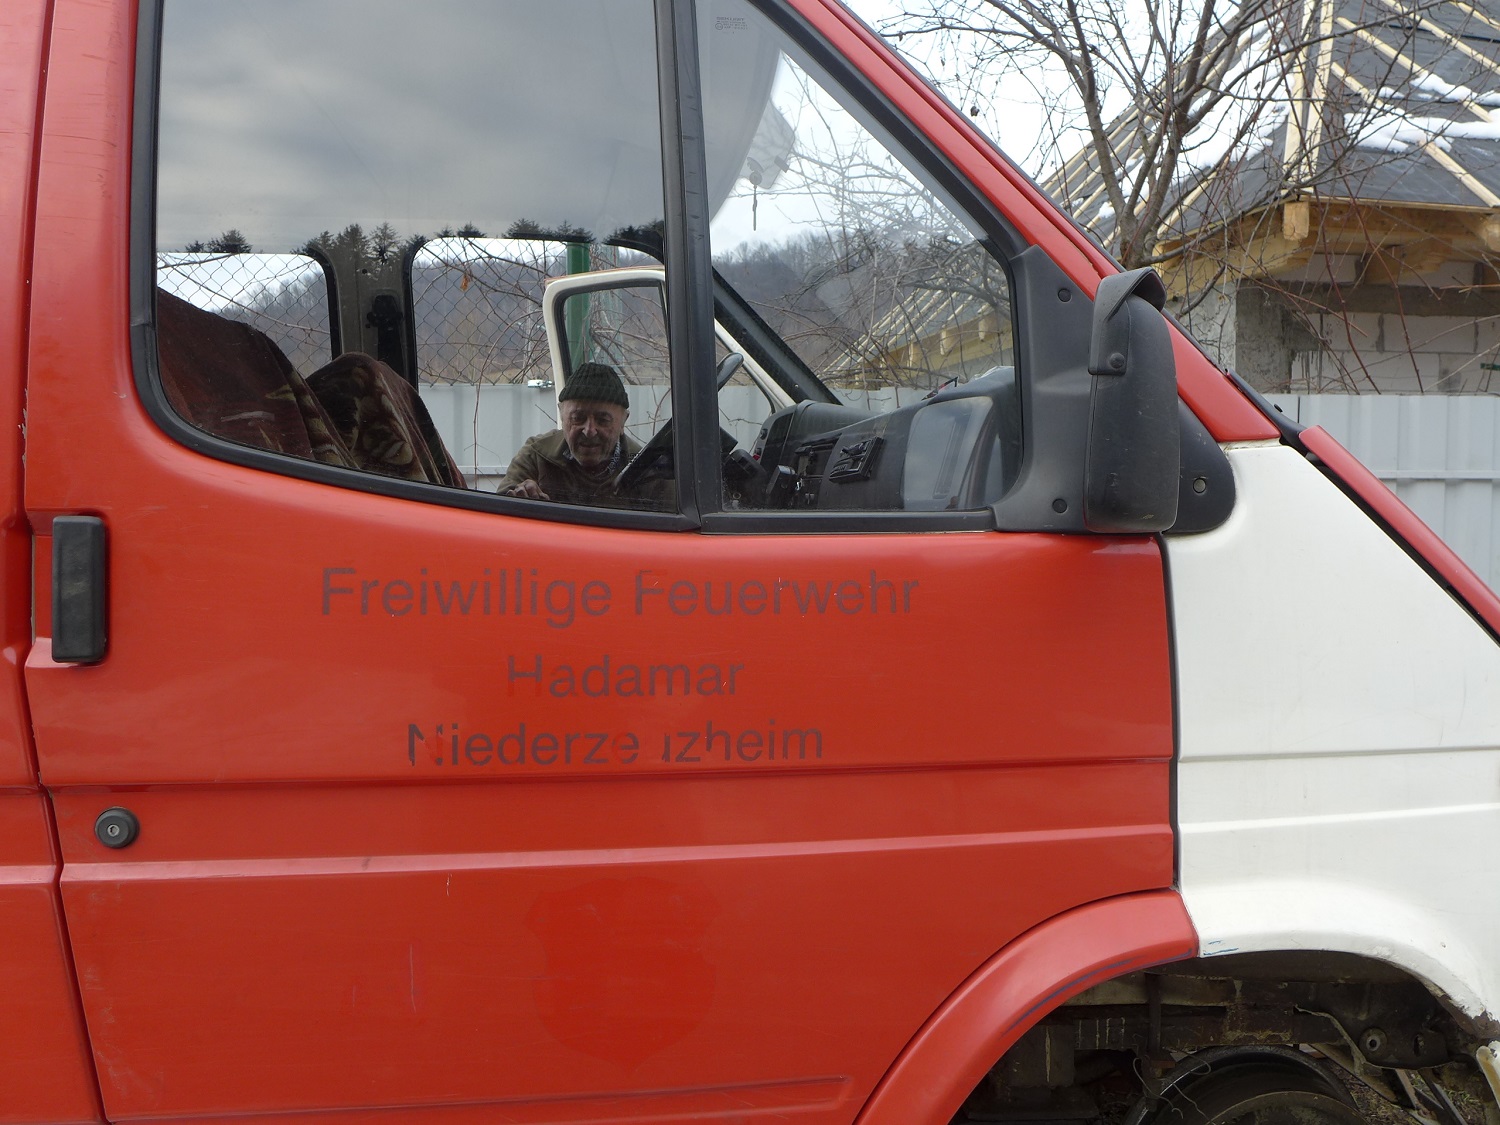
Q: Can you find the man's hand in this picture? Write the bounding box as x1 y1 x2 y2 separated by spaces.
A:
502 479 550 500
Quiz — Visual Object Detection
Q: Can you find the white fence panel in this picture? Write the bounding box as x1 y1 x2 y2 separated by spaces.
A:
421 383 768 492
421 384 1500 593
1270 395 1500 592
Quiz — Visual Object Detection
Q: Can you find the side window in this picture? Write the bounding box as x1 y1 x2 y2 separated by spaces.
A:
150 0 1015 520
409 237 674 497
152 0 676 514
700 0 1020 515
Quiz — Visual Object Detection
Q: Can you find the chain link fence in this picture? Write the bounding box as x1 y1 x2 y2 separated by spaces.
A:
411 237 666 386
156 252 332 376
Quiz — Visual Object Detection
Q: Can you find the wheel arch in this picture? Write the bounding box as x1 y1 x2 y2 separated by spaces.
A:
1184 877 1500 1039
853 890 1198 1125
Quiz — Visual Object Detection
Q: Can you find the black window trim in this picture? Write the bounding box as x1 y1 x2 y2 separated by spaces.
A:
704 509 997 534
692 0 1022 531
129 0 1025 536
655 0 718 528
129 0 693 532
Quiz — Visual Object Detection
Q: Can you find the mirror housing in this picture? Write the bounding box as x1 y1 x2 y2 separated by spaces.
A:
1084 268 1181 532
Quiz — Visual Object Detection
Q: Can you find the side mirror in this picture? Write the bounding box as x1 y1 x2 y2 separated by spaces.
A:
1084 268 1180 532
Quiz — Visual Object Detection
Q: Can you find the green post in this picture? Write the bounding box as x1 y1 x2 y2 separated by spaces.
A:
565 242 591 367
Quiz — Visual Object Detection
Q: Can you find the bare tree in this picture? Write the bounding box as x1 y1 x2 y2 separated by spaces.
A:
710 61 1020 394
877 0 1500 392
885 1 1429 265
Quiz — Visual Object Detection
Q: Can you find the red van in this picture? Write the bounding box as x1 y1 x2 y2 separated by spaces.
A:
5 1 1500 1123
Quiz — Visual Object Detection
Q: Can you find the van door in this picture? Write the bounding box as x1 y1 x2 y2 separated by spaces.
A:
25 1 1175 1122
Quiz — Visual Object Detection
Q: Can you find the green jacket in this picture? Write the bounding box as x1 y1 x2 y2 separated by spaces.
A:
498 429 665 510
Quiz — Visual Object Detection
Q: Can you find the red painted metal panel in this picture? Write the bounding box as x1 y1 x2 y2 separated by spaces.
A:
0 792 104 1124
0 2 103 1116
854 891 1197 1125
57 770 1172 1120
27 522 1170 785
0 0 48 788
25 0 1177 1120
1300 425 1500 637
1170 330 1280 448
786 0 1279 446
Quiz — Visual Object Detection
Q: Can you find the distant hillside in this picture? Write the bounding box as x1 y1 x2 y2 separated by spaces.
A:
166 227 1008 391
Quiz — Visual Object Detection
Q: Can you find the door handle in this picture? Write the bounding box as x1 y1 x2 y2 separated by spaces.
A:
52 515 107 663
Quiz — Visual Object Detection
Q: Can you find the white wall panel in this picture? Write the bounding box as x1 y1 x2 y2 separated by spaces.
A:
419 385 1499 594
1270 394 1500 591
421 383 769 492
421 383 933 493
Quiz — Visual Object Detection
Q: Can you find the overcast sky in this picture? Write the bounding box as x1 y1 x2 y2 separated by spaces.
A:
158 0 780 251
842 0 1057 170
156 0 1042 256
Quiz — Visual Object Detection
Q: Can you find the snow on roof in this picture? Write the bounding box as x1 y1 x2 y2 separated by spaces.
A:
1048 0 1500 251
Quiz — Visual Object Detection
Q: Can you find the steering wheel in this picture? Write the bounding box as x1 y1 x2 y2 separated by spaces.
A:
614 416 676 494
613 353 747 495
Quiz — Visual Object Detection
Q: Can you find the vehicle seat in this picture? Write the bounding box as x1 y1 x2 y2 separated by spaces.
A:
155 289 464 488
307 352 465 488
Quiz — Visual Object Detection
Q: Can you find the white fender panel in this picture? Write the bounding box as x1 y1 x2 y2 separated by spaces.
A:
1168 443 1500 1025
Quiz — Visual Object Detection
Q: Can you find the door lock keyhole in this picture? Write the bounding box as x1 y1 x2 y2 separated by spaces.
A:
94 807 140 849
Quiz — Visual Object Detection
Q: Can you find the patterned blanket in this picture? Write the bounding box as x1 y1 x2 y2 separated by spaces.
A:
155 289 464 488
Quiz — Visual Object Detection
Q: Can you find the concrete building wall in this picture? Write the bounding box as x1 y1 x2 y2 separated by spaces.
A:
1234 280 1500 395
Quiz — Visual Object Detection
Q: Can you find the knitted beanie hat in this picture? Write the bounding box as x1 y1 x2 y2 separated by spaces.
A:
559 362 629 408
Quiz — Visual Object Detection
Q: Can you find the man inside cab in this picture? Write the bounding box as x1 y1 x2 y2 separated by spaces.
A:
499 362 657 508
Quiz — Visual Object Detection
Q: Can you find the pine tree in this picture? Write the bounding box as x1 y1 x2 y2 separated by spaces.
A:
207 229 252 253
